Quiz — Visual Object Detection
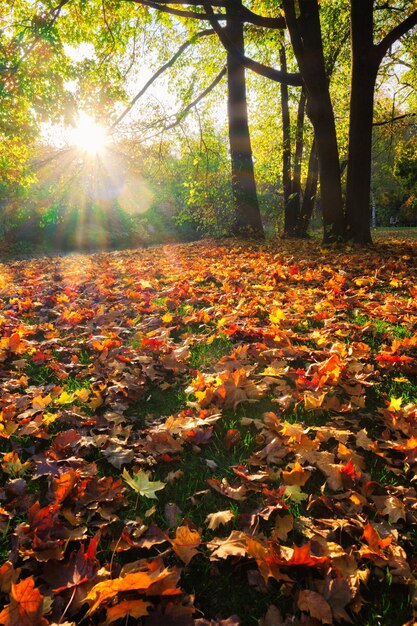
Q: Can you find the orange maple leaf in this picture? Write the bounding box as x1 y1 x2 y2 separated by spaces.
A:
171 525 201 565
0 577 48 626
362 522 392 556
106 599 152 624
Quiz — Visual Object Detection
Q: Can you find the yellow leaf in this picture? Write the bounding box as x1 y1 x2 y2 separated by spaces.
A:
57 390 75 405
162 312 173 324
269 308 285 325
42 412 59 426
283 485 308 503
387 396 402 412
1 451 29 475
304 391 326 410
282 462 310 486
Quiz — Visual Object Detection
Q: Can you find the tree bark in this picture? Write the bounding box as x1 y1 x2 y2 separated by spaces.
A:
345 0 377 244
293 88 306 205
280 46 300 237
283 0 345 243
298 138 318 236
225 0 264 238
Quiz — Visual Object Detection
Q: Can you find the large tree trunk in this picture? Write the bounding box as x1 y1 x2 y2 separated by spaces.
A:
225 0 264 238
345 0 377 244
282 0 345 243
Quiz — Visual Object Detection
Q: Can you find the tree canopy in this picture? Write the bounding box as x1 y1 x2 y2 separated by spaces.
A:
1 0 417 248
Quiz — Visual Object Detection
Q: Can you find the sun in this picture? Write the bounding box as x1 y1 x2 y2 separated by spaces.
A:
69 112 108 154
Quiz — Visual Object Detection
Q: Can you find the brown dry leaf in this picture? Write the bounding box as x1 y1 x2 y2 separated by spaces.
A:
207 478 247 501
325 576 352 622
356 428 373 450
165 470 184 484
171 525 201 565
205 510 234 531
164 502 183 528
259 605 288 626
298 589 332 624
0 562 21 594
273 514 294 541
208 531 248 560
382 496 406 524
316 461 343 491
102 444 134 469
106 599 152 623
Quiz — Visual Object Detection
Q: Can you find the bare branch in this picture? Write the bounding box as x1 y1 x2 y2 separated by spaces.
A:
137 66 226 142
164 65 226 130
111 28 215 128
373 112 416 126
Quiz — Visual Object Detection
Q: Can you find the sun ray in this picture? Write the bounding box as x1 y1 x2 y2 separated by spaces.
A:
69 112 108 154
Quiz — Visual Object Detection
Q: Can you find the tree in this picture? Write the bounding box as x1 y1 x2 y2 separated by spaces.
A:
113 0 302 238
279 48 318 239
282 0 345 242
224 0 263 237
345 1 417 243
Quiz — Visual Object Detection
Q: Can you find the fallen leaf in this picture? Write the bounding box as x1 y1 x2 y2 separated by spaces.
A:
298 589 332 624
122 468 166 500
0 577 48 626
106 599 152 623
208 531 248 560
205 510 234 530
171 525 201 564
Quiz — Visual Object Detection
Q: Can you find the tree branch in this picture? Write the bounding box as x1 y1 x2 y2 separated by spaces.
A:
373 112 416 126
138 66 226 142
111 28 215 128
375 10 417 65
241 55 302 85
164 65 226 130
202 1 302 85
127 0 285 28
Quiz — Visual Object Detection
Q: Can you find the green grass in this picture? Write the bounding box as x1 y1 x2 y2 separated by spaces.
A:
126 384 188 425
64 375 92 392
181 556 289 626
352 314 413 341
352 578 411 626
189 336 233 371
23 362 59 386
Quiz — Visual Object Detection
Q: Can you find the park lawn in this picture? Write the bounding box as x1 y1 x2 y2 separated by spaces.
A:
0 236 417 625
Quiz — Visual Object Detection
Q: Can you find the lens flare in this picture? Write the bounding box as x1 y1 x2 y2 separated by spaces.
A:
70 112 108 154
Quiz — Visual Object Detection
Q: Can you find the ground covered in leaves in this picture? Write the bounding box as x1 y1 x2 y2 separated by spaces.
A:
0 236 417 626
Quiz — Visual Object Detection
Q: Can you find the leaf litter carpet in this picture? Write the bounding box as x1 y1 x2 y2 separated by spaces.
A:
0 238 417 625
